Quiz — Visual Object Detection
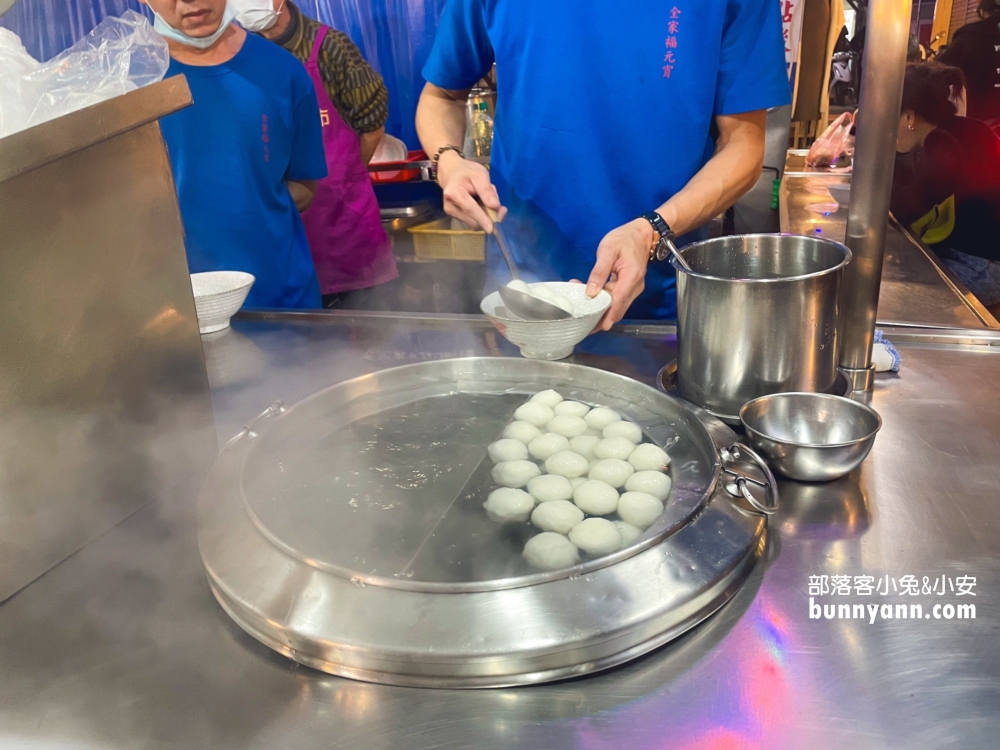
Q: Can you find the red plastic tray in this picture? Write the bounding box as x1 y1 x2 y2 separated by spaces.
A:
369 150 427 183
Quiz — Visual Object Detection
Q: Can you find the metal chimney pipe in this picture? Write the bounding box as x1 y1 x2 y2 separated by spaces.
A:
836 0 911 392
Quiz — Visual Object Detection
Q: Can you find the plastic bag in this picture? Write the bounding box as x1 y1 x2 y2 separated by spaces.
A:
806 111 855 168
0 29 38 136
0 29 37 75
0 11 169 139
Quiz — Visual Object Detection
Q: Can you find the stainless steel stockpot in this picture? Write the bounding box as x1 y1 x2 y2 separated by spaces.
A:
673 234 852 421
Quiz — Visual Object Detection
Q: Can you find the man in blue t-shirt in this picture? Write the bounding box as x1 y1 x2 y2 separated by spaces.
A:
416 0 791 326
144 0 328 309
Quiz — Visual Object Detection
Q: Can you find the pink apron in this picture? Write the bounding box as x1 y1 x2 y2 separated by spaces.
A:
302 26 397 294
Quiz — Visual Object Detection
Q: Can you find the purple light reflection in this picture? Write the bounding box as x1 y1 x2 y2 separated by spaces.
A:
560 596 800 750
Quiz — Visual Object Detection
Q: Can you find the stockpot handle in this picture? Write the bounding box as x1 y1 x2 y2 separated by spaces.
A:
720 442 780 515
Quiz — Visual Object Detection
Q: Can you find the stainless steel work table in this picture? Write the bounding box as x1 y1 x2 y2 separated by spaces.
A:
2 308 999 749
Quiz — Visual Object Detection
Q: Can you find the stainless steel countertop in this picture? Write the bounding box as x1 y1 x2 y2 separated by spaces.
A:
780 151 998 331
2 312 999 749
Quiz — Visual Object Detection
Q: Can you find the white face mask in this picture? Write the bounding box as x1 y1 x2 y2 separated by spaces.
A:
154 2 239 49
231 0 284 32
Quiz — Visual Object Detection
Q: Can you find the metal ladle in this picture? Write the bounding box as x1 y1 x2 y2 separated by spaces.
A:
664 236 693 272
481 205 572 321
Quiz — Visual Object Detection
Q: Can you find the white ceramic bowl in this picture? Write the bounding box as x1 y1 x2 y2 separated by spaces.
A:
826 182 851 208
480 282 613 360
190 271 255 334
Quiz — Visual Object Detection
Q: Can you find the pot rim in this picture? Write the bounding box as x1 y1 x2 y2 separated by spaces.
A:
670 233 853 284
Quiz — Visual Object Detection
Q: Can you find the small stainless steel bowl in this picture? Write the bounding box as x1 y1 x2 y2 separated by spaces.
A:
739 393 881 482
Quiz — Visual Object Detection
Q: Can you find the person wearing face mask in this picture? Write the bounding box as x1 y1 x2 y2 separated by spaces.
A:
890 63 1000 313
232 0 398 310
143 0 328 309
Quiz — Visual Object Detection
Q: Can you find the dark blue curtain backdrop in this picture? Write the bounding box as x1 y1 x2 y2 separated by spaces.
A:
0 0 448 146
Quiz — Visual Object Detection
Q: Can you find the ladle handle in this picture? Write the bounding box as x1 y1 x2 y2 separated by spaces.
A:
479 202 519 282
665 237 693 272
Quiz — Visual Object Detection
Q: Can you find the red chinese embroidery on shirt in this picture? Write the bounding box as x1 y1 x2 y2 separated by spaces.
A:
262 114 270 162
664 8 682 78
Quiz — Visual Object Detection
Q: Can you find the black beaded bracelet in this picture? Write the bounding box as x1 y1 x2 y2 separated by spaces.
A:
431 145 465 183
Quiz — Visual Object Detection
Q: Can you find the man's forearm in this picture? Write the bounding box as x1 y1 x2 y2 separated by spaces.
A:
288 180 317 212
415 82 505 230
416 83 471 159
359 127 384 165
657 110 767 235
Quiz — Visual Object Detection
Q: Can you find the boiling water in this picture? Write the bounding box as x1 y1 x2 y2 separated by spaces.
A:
243 393 542 584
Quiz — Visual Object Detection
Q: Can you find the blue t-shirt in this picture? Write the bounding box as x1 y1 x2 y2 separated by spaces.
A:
162 33 328 309
423 0 791 319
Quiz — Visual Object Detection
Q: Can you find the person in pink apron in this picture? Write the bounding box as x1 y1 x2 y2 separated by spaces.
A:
235 0 398 308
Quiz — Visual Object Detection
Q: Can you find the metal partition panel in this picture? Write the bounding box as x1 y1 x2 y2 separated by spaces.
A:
0 79 217 601
734 104 792 235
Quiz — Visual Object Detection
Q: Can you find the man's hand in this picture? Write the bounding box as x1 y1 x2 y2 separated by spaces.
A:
582 109 767 330
436 151 507 232
586 218 655 330
416 83 507 231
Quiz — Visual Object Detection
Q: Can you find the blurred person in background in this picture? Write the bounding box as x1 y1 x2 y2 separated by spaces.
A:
145 0 328 309
938 0 1000 127
415 0 790 328
232 0 399 310
891 62 1000 314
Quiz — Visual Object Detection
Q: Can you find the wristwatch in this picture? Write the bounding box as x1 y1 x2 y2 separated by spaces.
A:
641 211 677 263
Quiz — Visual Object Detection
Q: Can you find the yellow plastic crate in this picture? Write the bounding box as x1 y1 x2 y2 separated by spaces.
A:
408 218 486 262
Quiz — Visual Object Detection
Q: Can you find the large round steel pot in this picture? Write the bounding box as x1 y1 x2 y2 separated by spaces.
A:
197 358 775 687
673 234 851 421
